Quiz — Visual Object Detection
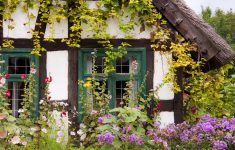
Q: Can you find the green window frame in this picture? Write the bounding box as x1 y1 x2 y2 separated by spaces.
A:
0 48 39 118
78 48 146 119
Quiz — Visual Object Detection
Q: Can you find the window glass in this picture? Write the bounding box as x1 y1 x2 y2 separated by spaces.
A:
8 82 25 117
8 57 30 74
79 48 145 112
86 56 105 73
116 81 127 107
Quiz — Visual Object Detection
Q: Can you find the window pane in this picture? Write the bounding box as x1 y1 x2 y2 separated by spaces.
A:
8 57 30 74
116 81 138 107
8 82 25 118
85 80 109 110
116 56 130 73
86 56 104 74
116 81 127 107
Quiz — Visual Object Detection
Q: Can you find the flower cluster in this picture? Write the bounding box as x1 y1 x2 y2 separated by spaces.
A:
97 114 111 124
127 134 144 145
97 131 115 144
148 114 235 149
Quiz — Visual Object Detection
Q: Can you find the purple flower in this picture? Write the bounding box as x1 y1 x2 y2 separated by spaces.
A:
179 130 190 142
128 134 140 142
213 140 227 150
154 121 161 127
224 135 233 141
199 122 214 133
122 125 132 133
98 117 104 124
97 132 115 144
127 134 144 145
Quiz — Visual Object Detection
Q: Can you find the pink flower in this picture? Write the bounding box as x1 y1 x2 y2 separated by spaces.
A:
60 112 67 117
30 68 37 74
44 76 52 83
5 90 11 97
191 106 197 114
21 74 27 79
5 74 10 79
131 59 138 70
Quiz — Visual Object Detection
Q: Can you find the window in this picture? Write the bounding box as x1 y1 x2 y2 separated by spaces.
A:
0 49 39 118
78 48 146 111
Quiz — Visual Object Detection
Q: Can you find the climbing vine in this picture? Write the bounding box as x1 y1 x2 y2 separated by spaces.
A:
0 0 234 121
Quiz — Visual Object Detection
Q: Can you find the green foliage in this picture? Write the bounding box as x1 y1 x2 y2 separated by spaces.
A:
1 0 234 141
201 7 235 51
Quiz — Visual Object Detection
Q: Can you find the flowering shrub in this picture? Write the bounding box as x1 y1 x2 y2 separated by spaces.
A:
0 54 234 150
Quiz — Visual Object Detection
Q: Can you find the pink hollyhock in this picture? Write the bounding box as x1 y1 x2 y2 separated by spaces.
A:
21 74 27 79
45 76 52 83
5 74 10 79
5 90 11 97
60 112 67 117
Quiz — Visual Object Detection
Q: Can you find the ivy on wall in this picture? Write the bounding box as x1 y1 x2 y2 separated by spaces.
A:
0 0 233 121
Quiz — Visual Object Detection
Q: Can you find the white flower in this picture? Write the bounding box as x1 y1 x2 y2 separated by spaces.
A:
41 128 47 133
56 120 62 128
90 110 97 115
0 78 6 84
77 129 84 136
59 102 68 106
113 125 120 131
15 129 21 135
42 116 47 121
80 133 86 141
21 141 27 146
18 109 24 113
57 131 64 137
91 52 95 55
30 68 37 74
11 136 21 145
30 127 37 132
56 137 61 143
70 131 76 136
39 100 44 104
80 123 86 129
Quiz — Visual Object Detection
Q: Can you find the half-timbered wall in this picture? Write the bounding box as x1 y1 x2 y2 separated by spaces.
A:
0 1 183 125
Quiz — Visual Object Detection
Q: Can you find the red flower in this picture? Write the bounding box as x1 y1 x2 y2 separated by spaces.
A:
5 74 10 79
157 103 161 110
48 96 51 101
60 112 67 117
21 74 27 79
191 106 197 114
5 90 11 97
45 76 52 83
154 103 161 114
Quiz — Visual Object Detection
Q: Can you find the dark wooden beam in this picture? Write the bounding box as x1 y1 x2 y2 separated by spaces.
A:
173 68 184 123
67 1 80 124
159 100 174 111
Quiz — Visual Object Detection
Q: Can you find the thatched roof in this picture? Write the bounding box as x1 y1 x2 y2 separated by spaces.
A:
153 0 235 70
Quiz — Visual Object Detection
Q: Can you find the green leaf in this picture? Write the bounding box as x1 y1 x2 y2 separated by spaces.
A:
113 138 122 149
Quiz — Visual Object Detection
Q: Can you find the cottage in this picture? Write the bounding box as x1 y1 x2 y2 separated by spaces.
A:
0 0 234 126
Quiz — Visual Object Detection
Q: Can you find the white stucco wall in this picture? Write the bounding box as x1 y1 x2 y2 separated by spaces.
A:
3 2 38 39
44 19 68 39
47 51 68 101
153 51 174 100
159 111 175 127
81 1 154 39
3 1 153 39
